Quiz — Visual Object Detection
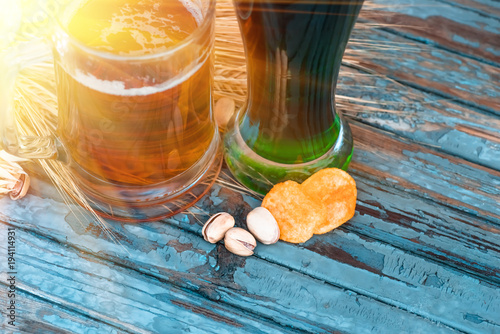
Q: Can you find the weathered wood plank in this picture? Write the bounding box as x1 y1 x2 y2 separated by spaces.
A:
0 221 301 334
1 181 499 332
0 286 123 333
177 184 500 333
360 0 500 63
437 0 500 18
0 211 456 334
347 175 500 283
206 173 500 286
337 66 500 171
347 27 500 114
351 121 500 224
263 230 500 334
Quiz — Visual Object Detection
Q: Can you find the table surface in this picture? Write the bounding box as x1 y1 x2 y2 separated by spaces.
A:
1 0 500 333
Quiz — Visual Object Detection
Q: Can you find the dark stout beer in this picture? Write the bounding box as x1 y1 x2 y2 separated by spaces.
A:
234 0 363 163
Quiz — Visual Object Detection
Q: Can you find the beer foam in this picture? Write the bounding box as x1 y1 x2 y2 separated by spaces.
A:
179 0 204 25
66 0 200 55
73 58 205 96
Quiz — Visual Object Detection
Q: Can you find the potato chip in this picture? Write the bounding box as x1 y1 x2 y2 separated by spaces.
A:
262 180 325 243
261 168 357 243
301 168 357 234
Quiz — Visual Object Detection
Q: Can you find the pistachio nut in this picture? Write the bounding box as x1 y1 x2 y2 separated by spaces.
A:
9 173 30 201
202 212 235 243
214 97 235 131
224 227 257 256
246 207 280 245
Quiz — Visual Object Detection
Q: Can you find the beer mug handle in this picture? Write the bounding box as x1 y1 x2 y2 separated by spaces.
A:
0 40 68 162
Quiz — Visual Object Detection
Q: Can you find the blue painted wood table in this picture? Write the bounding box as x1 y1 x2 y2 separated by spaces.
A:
1 0 499 333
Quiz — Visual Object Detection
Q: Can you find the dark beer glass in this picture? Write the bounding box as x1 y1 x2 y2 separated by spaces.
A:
224 0 364 193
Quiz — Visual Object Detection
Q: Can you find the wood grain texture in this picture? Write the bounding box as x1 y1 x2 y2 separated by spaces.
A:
351 121 500 224
200 183 500 332
346 175 500 284
1 173 499 333
0 221 301 334
347 27 500 114
0 210 457 334
437 0 500 18
0 286 123 334
337 66 500 171
361 0 500 63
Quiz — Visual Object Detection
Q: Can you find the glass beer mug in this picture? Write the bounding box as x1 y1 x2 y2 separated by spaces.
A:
225 0 364 193
0 0 222 221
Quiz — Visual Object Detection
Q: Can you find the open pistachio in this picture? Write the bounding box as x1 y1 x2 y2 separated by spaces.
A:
9 173 30 201
246 207 280 245
202 212 235 243
224 227 256 256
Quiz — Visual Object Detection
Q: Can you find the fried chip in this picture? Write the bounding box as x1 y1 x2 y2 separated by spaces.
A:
261 168 357 243
262 180 325 243
301 168 357 234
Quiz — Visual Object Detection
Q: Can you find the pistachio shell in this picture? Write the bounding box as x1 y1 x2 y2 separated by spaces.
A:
9 173 30 201
246 207 280 245
224 227 256 256
202 212 235 243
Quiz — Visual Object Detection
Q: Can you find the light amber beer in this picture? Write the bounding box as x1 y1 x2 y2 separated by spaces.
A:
55 0 215 186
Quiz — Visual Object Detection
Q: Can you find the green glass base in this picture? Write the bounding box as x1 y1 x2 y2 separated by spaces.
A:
224 111 353 195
